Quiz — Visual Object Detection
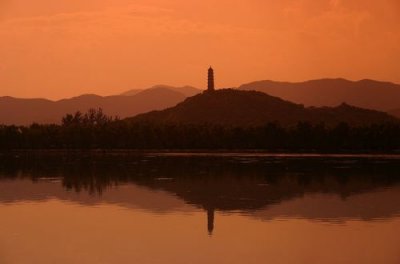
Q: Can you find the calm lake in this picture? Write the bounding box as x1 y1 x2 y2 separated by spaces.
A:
0 153 399 264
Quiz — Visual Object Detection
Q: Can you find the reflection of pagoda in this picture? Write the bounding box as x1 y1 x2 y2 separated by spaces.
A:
208 67 215 92
7 155 400 236
207 208 215 235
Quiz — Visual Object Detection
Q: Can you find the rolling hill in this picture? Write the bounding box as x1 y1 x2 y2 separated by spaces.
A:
0 87 186 125
238 79 400 111
130 89 397 127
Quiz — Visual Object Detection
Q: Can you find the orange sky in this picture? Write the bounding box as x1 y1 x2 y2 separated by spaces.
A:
0 0 399 99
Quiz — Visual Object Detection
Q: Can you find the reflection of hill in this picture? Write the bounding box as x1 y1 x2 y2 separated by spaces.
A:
1 154 400 217
0 179 190 213
252 188 400 222
2 154 400 234
130 158 400 223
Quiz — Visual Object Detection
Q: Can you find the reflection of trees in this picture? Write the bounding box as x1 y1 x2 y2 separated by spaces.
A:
1 154 399 206
1 154 400 235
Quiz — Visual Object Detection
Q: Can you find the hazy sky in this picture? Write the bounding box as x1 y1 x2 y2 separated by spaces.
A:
0 0 399 99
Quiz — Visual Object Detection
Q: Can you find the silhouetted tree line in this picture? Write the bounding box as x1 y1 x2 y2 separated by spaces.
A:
0 108 400 152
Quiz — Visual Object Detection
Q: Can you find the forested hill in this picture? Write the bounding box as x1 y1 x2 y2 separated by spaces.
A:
129 89 398 127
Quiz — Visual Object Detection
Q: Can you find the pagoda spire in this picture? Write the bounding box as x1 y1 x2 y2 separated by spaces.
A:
208 66 215 92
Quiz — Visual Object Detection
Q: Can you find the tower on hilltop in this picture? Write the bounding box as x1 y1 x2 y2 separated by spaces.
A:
208 67 215 92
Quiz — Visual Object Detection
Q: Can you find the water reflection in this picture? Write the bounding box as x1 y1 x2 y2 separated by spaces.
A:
1 153 400 235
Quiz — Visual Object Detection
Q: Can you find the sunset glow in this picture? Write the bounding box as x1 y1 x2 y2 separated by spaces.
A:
1 0 399 99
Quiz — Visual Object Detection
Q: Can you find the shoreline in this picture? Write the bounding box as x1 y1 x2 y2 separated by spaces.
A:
2 149 400 159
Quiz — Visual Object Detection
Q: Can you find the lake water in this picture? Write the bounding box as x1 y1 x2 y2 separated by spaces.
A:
0 153 400 264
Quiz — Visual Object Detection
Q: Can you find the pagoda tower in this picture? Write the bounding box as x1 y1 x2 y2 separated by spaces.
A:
208 67 215 92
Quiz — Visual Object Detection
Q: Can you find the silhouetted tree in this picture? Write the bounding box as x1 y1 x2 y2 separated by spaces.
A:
0 109 399 152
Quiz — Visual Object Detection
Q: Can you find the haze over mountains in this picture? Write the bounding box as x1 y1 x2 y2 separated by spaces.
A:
131 89 397 127
121 85 202 97
238 79 400 112
1 78 400 125
0 87 189 126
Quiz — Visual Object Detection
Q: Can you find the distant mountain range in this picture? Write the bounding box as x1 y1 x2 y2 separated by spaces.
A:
0 87 188 125
121 85 202 97
1 79 400 125
238 79 400 112
131 89 397 127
